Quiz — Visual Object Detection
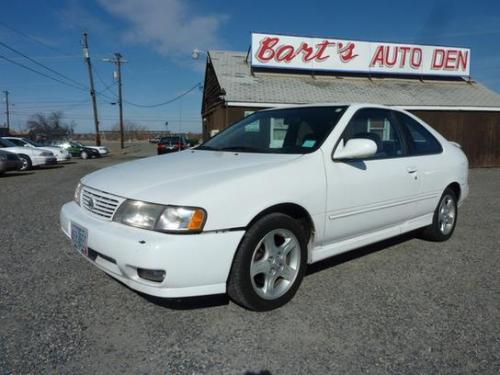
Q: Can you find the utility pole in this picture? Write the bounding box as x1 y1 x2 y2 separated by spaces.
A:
3 90 10 132
82 33 101 146
104 53 126 149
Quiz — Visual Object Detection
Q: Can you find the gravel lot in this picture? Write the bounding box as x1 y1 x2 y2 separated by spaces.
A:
1 144 499 374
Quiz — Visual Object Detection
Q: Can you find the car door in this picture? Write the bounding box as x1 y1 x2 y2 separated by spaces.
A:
394 111 446 218
323 108 421 244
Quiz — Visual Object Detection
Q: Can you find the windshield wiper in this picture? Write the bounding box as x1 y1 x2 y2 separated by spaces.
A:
218 146 262 152
196 145 217 150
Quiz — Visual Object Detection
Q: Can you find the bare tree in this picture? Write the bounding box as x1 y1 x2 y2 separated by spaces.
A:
112 120 147 140
25 112 75 140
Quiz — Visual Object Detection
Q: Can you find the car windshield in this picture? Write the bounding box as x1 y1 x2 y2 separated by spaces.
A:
23 139 43 147
198 106 347 154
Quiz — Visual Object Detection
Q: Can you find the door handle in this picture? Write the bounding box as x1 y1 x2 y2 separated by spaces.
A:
407 167 418 173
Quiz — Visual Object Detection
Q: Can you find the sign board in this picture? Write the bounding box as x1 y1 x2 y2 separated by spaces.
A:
251 33 470 77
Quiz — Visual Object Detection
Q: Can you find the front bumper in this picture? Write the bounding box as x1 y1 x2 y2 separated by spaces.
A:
57 155 71 162
60 201 245 298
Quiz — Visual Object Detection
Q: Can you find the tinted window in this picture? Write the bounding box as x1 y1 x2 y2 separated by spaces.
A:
160 136 184 143
0 138 17 148
396 112 442 155
7 139 25 146
199 106 347 154
341 108 407 159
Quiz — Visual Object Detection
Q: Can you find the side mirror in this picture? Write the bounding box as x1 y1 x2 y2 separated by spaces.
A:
333 138 377 160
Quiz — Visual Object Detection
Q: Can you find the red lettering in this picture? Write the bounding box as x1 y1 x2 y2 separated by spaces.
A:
457 50 468 71
297 42 315 62
275 45 296 62
385 46 398 66
370 45 384 67
338 42 358 63
432 49 446 69
399 46 410 67
445 49 458 70
314 40 335 61
256 37 279 62
410 48 422 68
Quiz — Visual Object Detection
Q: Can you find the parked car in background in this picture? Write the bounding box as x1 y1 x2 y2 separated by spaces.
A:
48 141 100 159
149 136 161 144
0 150 23 175
0 138 57 171
3 137 71 162
157 135 190 154
75 142 110 156
61 104 469 311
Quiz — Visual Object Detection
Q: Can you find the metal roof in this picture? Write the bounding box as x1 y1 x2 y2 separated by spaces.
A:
208 50 500 110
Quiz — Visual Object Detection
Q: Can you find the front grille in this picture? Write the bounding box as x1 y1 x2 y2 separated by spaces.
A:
81 186 124 220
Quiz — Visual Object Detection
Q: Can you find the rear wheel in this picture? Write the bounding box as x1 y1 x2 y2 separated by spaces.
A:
18 154 32 171
228 213 307 311
420 187 458 242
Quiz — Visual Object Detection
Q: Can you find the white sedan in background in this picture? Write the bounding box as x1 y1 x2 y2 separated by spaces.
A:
0 138 57 170
61 104 469 311
3 137 71 162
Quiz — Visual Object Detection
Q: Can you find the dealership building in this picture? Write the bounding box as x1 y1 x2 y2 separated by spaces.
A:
201 33 500 167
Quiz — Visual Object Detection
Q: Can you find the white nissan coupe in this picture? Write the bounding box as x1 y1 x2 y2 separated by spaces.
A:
61 104 469 311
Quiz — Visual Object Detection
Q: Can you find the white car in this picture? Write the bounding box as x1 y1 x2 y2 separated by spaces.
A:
60 104 469 311
0 138 57 171
3 137 71 162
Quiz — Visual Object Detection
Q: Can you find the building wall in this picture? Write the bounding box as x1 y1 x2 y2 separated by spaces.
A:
203 104 500 168
411 111 500 168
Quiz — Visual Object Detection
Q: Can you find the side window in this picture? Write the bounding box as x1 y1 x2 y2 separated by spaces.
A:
395 112 443 155
9 139 24 146
341 108 407 159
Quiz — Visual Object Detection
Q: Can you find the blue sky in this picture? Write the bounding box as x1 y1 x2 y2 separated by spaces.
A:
1 0 499 133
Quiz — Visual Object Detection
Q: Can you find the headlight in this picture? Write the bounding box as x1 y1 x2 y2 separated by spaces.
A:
74 182 82 205
113 200 207 233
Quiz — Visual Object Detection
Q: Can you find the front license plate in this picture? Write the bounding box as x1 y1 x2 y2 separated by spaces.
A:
71 222 88 256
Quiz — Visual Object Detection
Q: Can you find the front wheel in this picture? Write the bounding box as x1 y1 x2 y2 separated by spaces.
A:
228 213 307 311
80 151 89 159
419 187 458 242
18 154 32 171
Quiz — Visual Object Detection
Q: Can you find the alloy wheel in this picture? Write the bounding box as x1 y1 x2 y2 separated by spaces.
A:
250 229 301 300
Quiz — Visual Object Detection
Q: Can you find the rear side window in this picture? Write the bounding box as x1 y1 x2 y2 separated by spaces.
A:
341 108 407 159
396 112 442 155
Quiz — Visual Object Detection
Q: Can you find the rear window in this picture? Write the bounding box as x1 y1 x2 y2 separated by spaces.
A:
160 137 183 143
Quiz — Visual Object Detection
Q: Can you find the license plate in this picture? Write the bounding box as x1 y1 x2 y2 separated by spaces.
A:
71 222 88 256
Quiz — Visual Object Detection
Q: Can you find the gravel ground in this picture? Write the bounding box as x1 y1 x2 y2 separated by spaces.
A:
0 145 499 374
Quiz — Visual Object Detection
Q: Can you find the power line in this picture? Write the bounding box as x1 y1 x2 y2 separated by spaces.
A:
0 21 74 57
0 41 88 90
123 82 202 108
0 53 87 92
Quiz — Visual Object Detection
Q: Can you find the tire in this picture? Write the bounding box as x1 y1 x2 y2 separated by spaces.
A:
419 187 458 242
18 154 32 171
80 151 89 159
228 213 307 311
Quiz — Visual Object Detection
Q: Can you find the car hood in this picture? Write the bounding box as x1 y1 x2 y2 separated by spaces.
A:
82 150 301 203
39 146 64 154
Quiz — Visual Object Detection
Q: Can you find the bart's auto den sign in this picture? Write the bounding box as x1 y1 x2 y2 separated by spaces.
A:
251 32 470 77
